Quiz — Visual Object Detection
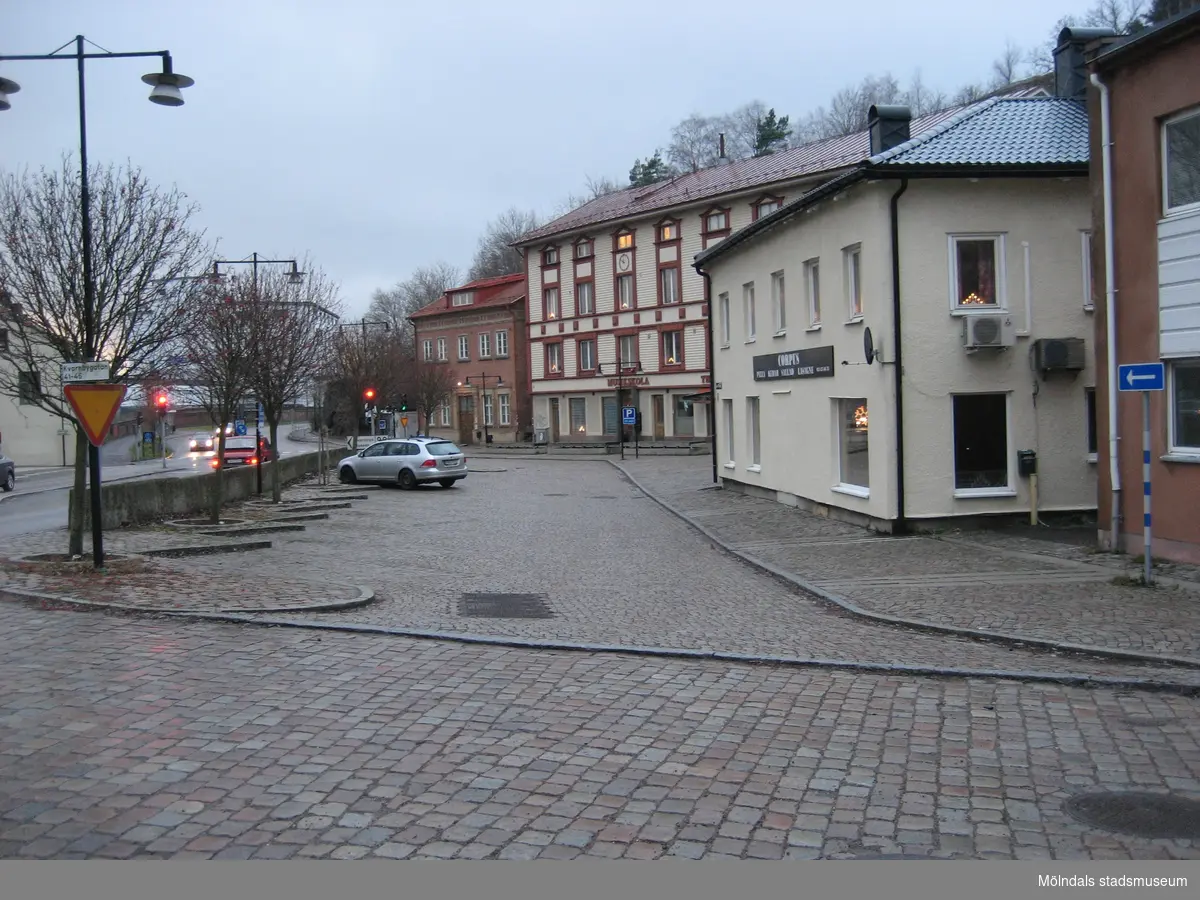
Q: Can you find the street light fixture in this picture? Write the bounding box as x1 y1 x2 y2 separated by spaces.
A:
0 35 193 569
462 374 503 445
596 361 643 460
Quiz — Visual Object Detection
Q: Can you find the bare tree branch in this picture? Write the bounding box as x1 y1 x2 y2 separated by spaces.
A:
469 208 541 281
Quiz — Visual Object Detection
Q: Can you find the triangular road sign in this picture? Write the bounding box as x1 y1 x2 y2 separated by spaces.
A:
64 383 128 447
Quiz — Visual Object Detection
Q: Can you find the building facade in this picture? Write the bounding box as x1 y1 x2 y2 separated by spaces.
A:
1088 8 1200 562
696 41 1101 531
409 274 530 445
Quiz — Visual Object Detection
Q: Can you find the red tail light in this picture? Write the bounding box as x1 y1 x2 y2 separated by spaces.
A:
249 457 259 466
420 459 437 468
210 458 220 468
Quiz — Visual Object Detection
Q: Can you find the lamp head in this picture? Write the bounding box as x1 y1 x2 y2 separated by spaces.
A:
0 76 20 112
142 57 194 107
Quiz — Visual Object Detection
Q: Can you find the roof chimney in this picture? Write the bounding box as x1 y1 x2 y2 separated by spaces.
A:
1054 26 1117 99
719 132 726 159
868 105 912 155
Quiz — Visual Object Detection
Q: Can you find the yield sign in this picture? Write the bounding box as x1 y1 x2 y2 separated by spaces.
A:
64 383 128 447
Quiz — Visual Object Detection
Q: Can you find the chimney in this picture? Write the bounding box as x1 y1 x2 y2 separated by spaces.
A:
868 105 912 155
1054 26 1117 99
718 132 726 159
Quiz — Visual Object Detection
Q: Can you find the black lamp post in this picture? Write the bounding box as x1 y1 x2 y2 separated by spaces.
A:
596 361 643 460
0 35 193 568
210 255 305 496
461 374 503 444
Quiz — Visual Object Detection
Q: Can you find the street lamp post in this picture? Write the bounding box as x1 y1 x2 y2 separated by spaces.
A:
0 35 193 568
335 320 389 451
597 362 643 460
210 255 305 496
460 374 503 444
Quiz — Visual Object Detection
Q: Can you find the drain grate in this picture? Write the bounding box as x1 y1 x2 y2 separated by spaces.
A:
458 593 553 619
1063 791 1200 839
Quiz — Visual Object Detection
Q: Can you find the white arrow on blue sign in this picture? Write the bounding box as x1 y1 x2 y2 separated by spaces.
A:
1117 362 1165 392
622 406 637 425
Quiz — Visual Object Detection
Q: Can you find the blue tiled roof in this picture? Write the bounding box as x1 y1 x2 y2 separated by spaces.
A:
869 97 1088 168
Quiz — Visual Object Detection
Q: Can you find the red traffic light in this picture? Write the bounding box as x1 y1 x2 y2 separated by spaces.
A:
363 388 376 401
155 393 169 407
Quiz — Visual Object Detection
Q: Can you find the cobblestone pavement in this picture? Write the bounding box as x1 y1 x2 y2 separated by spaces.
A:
143 461 1200 685
1 606 1198 860
605 457 1200 663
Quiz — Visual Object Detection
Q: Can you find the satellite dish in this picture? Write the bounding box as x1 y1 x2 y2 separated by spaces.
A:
864 327 876 365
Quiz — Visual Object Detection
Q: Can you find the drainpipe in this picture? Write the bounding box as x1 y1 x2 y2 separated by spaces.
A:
889 178 909 535
1091 72 1122 550
698 268 718 484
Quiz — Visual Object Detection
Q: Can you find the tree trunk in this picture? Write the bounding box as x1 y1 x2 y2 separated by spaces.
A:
67 428 87 557
268 418 282 503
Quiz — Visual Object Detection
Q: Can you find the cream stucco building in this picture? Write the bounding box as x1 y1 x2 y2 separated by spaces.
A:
695 77 1100 530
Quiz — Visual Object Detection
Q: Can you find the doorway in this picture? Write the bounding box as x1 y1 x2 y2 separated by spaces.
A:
549 398 561 442
457 395 475 445
651 395 665 440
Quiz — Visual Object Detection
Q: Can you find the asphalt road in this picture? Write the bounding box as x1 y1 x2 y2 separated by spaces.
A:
0 430 316 541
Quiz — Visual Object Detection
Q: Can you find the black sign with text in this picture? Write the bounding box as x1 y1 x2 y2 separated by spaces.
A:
752 345 835 382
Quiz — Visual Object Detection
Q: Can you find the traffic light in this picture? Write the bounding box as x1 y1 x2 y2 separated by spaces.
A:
400 394 408 412
155 392 169 415
363 388 376 403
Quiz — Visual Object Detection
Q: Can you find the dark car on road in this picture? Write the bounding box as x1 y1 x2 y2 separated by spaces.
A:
0 453 13 492
210 436 274 469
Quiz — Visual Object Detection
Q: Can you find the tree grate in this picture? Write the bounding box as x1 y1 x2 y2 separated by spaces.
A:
1063 791 1200 840
458 593 553 619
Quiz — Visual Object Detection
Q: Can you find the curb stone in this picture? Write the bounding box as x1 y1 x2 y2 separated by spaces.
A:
0 584 375 615
609 460 1200 673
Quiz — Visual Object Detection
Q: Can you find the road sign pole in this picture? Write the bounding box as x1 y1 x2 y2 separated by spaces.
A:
89 444 103 567
1143 390 1153 586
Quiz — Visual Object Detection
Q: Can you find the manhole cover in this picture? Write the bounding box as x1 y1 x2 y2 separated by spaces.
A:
458 593 553 619
1063 791 1200 839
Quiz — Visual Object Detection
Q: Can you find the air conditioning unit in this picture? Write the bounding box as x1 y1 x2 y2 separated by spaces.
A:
1033 337 1086 373
962 314 1017 350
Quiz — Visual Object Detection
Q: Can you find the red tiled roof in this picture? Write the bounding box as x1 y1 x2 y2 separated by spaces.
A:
516 83 1051 245
409 272 526 320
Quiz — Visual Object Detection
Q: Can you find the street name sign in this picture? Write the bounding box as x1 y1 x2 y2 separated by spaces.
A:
60 361 111 383
63 383 128 447
1117 362 1165 392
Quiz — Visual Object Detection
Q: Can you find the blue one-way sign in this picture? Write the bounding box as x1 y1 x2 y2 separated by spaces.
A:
622 406 637 426
1117 362 1165 392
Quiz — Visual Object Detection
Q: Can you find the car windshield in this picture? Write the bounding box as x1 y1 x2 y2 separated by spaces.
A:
225 438 255 450
425 441 461 456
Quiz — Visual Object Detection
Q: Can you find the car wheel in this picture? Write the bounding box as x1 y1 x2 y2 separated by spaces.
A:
438 479 457 488
339 466 357 484
2 470 13 492
397 468 417 490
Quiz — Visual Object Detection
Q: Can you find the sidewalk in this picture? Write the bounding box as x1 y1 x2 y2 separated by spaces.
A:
613 456 1200 666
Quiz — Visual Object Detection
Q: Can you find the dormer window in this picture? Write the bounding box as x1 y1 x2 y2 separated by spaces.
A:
658 221 679 242
615 231 634 251
575 238 593 259
450 291 474 307
705 210 728 232
752 195 784 221
542 246 559 266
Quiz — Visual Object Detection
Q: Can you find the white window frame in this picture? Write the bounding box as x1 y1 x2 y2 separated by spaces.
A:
579 338 596 371
483 393 494 426
722 398 735 469
440 403 451 426
617 274 634 310
618 334 637 368
948 233 1007 314
499 393 512 426
479 332 491 358
660 266 681 305
450 291 474 307
743 282 756 342
568 397 586 434
706 211 728 233
746 396 761 471
436 337 447 361
659 222 679 242
1162 106 1200 217
544 286 560 320
771 270 786 336
457 335 470 361
719 292 731 347
843 244 863 322
804 259 820 329
495 330 509 358
952 391 1016 498
662 330 682 366
543 247 558 266
577 280 595 316
422 339 433 361
1168 360 1200 458
1081 230 1093 312
833 397 871 498
546 342 562 375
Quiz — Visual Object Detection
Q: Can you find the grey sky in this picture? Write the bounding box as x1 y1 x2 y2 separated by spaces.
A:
5 0 1093 317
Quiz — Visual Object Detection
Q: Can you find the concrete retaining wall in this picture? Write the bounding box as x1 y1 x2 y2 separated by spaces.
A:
71 451 327 529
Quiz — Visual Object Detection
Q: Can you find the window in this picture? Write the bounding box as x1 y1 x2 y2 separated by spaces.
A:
569 397 586 434
617 274 634 310
1164 107 1200 214
616 232 634 251
577 280 595 316
479 332 491 358
578 338 596 371
770 271 786 334
705 210 728 233
483 394 494 426
719 292 731 346
575 238 593 259
1170 360 1200 453
674 395 695 437
440 403 452 427
542 246 559 266
743 282 756 340
658 222 679 242
495 330 509 357
805 259 821 327
499 393 511 426
723 398 735 464
753 196 783 220
836 398 870 494
844 245 862 320
1086 388 1098 457
17 370 40 405
662 330 682 366
457 335 470 361
953 393 1010 493
746 397 761 468
436 337 447 361
1082 231 1094 311
450 292 474 307
546 342 562 375
951 235 1003 309
659 266 680 305
618 334 637 368
544 287 560 320
422 339 433 361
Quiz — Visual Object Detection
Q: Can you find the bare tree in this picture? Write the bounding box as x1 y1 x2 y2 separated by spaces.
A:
902 69 950 118
667 114 725 172
327 326 396 450
368 261 460 340
468 207 541 281
799 74 904 141
585 174 622 199
412 360 457 436
0 156 210 554
720 101 771 159
186 281 261 523
1030 0 1149 71
247 260 342 502
991 39 1026 88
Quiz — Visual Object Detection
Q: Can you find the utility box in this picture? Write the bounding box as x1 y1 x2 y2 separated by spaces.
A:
1017 449 1038 477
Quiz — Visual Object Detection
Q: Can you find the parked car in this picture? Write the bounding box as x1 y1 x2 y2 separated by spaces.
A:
337 437 467 489
188 432 215 452
210 436 274 469
0 453 14 492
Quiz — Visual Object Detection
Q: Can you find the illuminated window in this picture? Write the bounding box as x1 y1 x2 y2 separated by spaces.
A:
617 274 634 310
544 287 560 319
659 222 679 242
837 397 869 492
616 232 634 251
662 331 682 365
546 342 562 374
951 235 1004 310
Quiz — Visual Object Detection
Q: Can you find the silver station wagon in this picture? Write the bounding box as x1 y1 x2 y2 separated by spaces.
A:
337 437 467 489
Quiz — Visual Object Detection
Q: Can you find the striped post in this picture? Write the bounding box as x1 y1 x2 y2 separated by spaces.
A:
1143 390 1153 585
